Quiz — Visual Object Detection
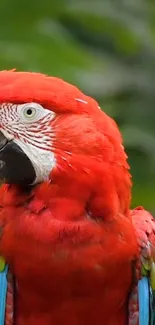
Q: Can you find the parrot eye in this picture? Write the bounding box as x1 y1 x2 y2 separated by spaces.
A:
18 102 54 124
24 107 36 118
22 105 37 120
19 103 45 123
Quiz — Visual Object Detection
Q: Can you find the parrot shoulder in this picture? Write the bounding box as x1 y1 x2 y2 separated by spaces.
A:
129 207 155 325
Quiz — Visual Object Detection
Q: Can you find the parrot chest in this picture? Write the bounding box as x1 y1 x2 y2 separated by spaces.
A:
14 247 133 325
0 207 138 325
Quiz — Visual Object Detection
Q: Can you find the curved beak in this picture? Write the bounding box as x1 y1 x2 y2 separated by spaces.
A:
0 131 36 185
0 131 8 150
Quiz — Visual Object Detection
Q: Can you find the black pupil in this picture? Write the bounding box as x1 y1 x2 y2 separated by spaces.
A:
27 108 33 116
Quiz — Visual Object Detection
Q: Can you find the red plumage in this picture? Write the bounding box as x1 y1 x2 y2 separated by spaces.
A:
0 70 153 325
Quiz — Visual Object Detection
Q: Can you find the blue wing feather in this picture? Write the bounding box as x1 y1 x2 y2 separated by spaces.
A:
138 277 149 325
138 277 155 325
0 264 8 325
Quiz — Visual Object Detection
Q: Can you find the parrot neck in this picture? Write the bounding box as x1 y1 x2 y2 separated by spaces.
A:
0 173 131 223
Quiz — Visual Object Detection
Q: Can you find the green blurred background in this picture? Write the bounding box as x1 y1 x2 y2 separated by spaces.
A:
0 0 155 212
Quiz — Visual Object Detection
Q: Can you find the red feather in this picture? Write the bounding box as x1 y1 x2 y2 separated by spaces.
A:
0 70 139 325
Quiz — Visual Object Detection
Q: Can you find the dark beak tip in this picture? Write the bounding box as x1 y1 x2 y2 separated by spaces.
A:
0 141 36 185
0 131 8 150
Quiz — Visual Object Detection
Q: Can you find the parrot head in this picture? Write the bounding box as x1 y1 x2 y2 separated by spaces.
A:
0 70 131 220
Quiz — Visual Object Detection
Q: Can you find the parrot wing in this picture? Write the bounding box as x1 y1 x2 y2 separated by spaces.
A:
129 207 155 325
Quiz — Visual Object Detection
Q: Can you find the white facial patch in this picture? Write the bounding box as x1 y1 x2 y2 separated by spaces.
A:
13 138 56 184
0 102 56 184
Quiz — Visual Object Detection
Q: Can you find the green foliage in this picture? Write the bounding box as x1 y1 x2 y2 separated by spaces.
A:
0 0 154 211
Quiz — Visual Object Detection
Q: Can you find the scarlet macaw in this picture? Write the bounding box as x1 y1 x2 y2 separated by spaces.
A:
0 70 154 325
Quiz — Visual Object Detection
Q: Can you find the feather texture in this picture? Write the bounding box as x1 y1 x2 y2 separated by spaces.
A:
129 207 155 325
0 70 152 325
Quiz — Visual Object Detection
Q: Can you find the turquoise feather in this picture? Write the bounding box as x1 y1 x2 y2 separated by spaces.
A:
0 264 8 325
138 277 149 325
138 276 155 325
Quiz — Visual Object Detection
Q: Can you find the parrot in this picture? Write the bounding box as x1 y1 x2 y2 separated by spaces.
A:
0 69 154 325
